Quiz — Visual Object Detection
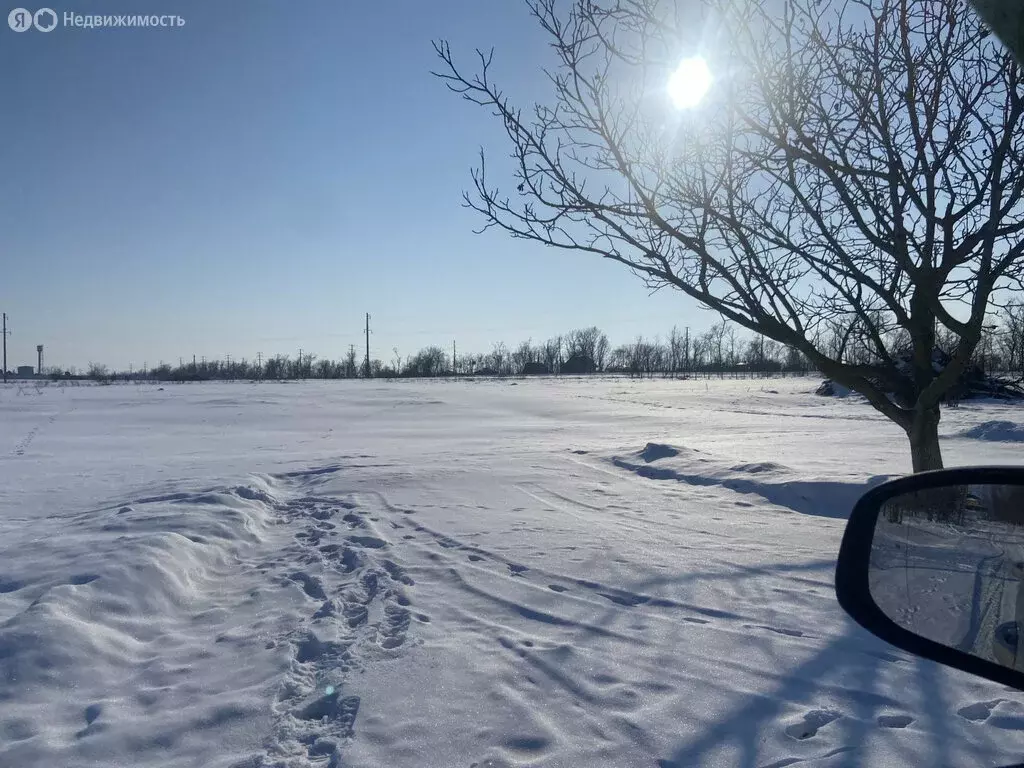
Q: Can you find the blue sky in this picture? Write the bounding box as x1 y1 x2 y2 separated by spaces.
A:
1 0 704 372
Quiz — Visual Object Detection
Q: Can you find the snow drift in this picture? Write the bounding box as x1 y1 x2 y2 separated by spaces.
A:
610 442 883 519
958 420 1024 442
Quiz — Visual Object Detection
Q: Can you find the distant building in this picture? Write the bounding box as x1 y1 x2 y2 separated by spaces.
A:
561 354 596 375
522 361 549 375
16 366 34 377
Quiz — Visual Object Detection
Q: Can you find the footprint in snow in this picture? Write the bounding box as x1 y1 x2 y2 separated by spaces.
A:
313 599 339 619
347 535 387 549
958 699 1004 722
293 632 350 665
785 709 841 740
877 714 914 729
289 572 327 600
378 601 410 649
295 691 360 735
381 559 414 585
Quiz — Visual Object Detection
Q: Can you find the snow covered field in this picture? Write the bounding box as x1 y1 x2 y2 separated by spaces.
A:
2 376 1024 768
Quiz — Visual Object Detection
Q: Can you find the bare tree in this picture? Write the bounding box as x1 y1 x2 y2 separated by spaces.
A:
608 344 629 372
405 346 448 377
724 324 738 369
703 323 726 372
344 348 359 379
1000 301 1024 375
764 339 782 371
668 325 684 375
435 0 1024 470
565 326 606 369
744 338 763 369
595 331 610 372
691 335 708 372
86 362 109 382
543 336 563 374
488 341 509 375
511 339 538 374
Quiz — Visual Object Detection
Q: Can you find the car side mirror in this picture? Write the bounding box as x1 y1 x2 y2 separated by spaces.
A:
836 467 1024 691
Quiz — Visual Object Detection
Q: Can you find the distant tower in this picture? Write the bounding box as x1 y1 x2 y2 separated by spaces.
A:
36 345 43 375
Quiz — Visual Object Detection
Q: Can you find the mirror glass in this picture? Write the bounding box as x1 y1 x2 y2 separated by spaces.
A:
870 482 1024 670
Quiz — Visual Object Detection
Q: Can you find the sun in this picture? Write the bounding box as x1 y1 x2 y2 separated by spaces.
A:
668 56 712 110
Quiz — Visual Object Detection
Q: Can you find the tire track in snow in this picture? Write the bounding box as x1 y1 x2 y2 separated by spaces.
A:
507 484 800 629
374 499 881 768
385 500 824 654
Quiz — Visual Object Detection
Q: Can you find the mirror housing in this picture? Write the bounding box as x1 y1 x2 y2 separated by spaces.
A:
836 466 1024 691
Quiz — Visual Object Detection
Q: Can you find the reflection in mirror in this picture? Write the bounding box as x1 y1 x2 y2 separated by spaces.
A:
870 483 1024 671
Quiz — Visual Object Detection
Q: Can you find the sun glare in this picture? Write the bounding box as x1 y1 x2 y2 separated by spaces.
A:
668 56 712 110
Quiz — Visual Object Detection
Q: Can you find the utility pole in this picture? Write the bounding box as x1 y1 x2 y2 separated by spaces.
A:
298 348 303 378
453 340 457 376
364 313 371 378
684 326 690 374
2 313 8 383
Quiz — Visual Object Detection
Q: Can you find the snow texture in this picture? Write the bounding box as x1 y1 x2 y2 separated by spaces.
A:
957 420 1024 443
1 377 1023 767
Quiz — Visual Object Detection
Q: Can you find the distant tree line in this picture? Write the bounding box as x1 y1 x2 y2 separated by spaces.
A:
77 307 1024 383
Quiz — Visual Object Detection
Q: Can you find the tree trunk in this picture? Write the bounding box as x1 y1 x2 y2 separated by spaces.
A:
907 406 944 472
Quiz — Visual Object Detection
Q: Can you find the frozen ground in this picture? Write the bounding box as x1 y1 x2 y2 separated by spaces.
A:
1 376 1024 767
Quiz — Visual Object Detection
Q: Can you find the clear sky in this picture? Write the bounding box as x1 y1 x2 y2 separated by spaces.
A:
1 0 705 372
